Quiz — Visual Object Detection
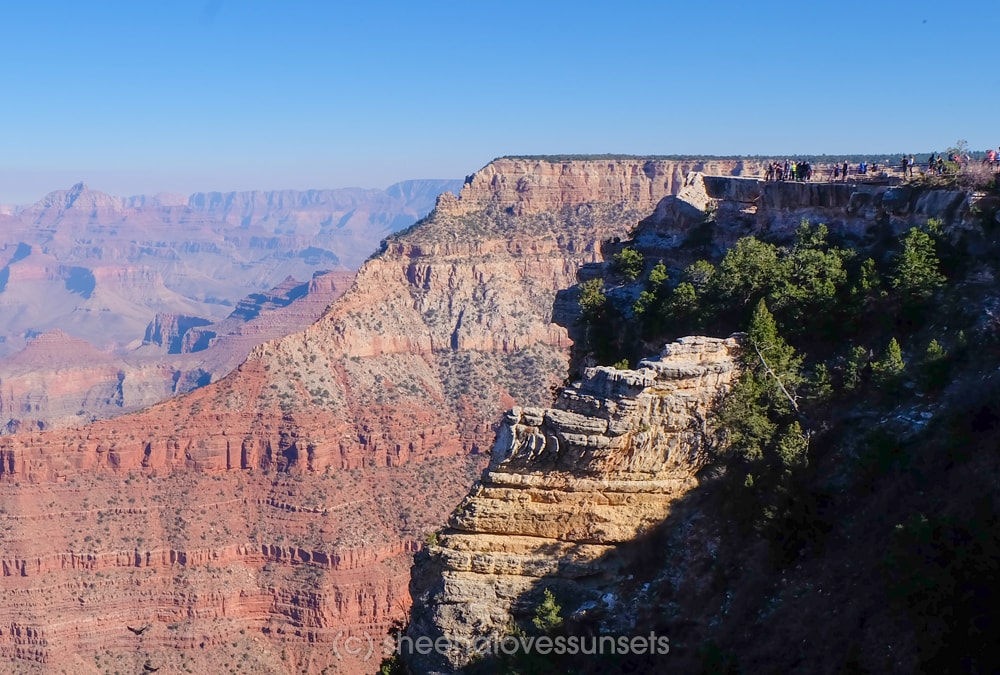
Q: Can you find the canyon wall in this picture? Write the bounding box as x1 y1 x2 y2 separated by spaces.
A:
1 158 978 673
634 172 984 260
405 336 740 672
698 174 977 237
400 170 990 673
449 157 766 216
0 158 759 673
0 179 457 356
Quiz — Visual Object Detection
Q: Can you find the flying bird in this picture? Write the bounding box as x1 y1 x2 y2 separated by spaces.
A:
126 624 151 636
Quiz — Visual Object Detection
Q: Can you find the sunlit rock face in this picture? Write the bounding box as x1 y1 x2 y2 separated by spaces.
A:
407 336 741 672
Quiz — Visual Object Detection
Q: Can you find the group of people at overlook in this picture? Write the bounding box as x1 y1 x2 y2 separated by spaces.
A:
762 148 1000 183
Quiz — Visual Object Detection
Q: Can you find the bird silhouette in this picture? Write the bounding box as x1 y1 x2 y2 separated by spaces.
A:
126 624 150 636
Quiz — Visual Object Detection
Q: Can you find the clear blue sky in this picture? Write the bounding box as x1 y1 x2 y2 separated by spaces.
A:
1 0 996 204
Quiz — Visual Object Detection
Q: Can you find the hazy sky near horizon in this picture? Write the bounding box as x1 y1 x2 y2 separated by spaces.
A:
1 0 996 204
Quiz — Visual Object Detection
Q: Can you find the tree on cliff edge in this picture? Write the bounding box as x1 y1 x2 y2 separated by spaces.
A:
891 227 945 302
716 300 809 534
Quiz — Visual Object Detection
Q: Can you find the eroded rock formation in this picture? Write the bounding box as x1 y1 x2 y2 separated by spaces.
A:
448 157 766 216
3 156 983 674
406 336 740 672
0 158 765 674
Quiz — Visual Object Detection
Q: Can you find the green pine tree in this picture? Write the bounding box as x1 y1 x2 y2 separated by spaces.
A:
714 237 785 306
632 263 669 317
612 247 644 281
667 281 699 317
776 421 809 472
920 338 949 391
844 345 870 391
683 259 715 293
872 337 906 388
578 279 607 321
891 227 945 301
746 298 802 395
532 588 563 633
857 257 881 295
717 300 802 462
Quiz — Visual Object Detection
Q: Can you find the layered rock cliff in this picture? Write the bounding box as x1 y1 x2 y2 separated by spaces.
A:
2 157 983 673
399 170 995 674
0 158 763 673
0 178 458 437
449 157 766 216
405 336 740 672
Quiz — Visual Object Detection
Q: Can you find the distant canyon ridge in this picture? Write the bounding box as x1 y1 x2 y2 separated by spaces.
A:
0 179 461 432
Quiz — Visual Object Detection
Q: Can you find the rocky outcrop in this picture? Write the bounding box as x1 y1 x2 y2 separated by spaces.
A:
0 156 756 672
406 336 741 672
0 158 762 674
0 331 129 434
397 169 998 674
3 155 989 673
698 173 978 238
143 313 213 352
0 157 712 673
446 157 766 216
0 176 654 481
632 171 986 263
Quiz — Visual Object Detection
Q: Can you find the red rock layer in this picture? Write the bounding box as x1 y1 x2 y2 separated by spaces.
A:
0 158 755 673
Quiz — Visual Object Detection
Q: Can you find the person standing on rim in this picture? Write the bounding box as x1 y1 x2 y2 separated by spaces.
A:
842 161 849 181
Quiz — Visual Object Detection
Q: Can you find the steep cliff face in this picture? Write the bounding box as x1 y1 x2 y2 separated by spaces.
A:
633 172 984 261
0 178 458 441
398 171 996 674
449 157 766 216
698 173 979 238
0 158 761 673
405 336 740 672
143 314 213 352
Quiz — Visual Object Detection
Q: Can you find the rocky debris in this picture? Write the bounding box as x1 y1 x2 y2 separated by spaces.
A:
406 336 741 672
